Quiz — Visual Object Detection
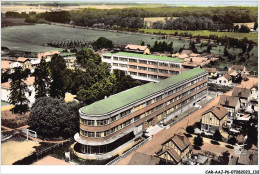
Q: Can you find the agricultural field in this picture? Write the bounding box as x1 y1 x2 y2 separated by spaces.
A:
1 24 191 53
1 24 257 72
139 29 258 43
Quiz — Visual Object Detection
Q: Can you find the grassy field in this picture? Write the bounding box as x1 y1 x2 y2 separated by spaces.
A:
1 24 191 52
1 24 257 72
139 29 258 43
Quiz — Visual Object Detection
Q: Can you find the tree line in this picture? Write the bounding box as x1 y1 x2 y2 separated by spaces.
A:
153 16 234 32
5 6 257 30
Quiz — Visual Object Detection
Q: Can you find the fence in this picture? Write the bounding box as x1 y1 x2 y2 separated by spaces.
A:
36 138 73 157
13 138 73 165
106 136 152 165
1 133 14 142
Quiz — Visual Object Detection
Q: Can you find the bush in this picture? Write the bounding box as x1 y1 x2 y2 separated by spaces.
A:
239 25 250 33
28 97 84 139
228 136 237 145
193 135 203 149
186 125 194 134
211 140 220 145
213 130 222 141
225 145 234 149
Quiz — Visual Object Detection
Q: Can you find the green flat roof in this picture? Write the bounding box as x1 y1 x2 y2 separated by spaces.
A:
61 52 76 57
81 67 206 115
103 52 184 63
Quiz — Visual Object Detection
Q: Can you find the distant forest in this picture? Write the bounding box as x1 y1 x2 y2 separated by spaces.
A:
5 6 258 31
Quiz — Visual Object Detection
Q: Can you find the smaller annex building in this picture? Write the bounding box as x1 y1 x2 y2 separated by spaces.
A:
102 52 184 82
73 68 208 160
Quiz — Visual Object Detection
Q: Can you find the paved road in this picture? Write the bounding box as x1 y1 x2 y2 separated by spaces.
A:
116 94 224 165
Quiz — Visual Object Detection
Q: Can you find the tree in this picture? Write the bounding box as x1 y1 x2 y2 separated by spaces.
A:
193 135 203 149
28 97 84 139
228 136 237 145
1 70 11 83
33 59 50 98
213 130 222 141
206 44 212 53
219 151 230 165
93 37 113 50
241 44 247 54
186 125 194 134
234 25 239 32
151 41 158 52
112 69 141 94
190 41 198 53
76 48 101 66
239 25 250 33
254 22 258 30
9 67 30 114
49 54 67 99
247 43 254 54
167 41 173 54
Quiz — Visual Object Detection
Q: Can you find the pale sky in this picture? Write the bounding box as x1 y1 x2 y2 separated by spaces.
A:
3 0 258 7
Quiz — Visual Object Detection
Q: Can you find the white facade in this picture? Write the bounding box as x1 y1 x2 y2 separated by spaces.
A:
10 62 22 73
1 77 36 108
215 76 232 86
30 59 41 73
102 53 183 82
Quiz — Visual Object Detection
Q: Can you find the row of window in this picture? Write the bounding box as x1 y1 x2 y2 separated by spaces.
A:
80 118 109 126
129 65 180 75
103 56 181 69
80 89 207 138
113 63 127 68
129 72 165 80
80 75 207 127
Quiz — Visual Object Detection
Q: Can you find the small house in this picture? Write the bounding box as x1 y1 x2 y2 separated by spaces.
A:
157 133 192 165
201 105 228 133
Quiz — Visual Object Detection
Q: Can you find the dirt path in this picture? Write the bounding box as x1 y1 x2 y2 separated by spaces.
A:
116 92 232 165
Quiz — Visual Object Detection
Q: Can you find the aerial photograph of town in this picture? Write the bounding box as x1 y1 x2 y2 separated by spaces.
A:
0 0 259 174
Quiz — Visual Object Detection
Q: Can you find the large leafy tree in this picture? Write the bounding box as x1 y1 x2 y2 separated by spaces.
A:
76 48 101 66
77 75 115 105
28 97 84 139
71 48 141 105
33 59 50 98
93 37 114 50
49 54 67 99
112 69 141 94
9 67 30 114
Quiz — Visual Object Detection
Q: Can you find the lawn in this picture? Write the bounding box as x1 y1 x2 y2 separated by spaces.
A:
139 29 258 43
